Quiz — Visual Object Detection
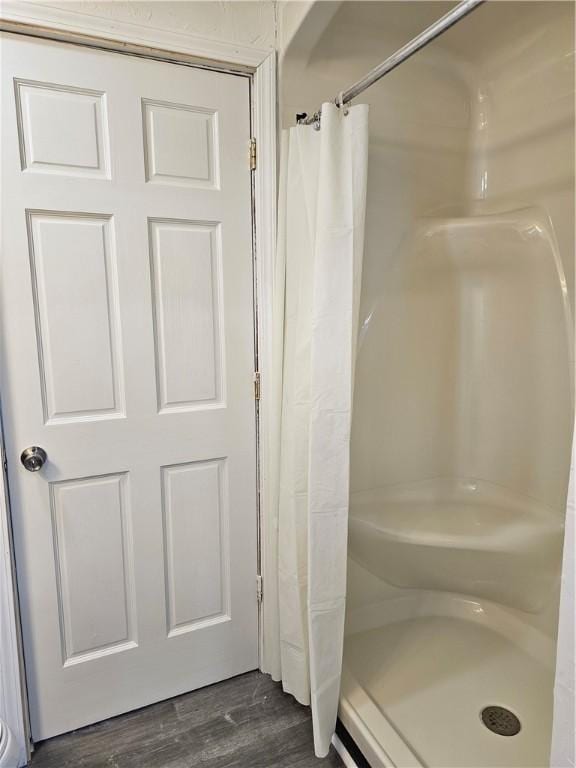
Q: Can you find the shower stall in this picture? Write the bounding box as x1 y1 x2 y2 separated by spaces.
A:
281 2 574 765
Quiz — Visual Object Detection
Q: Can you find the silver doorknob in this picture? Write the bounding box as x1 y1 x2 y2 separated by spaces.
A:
20 446 47 472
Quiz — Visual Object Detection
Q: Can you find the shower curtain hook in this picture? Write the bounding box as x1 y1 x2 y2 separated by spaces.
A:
313 111 321 131
337 92 350 116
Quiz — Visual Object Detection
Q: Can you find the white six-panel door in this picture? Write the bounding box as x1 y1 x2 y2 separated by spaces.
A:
0 34 258 740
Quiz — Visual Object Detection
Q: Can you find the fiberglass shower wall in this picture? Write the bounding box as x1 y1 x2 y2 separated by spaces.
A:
280 0 574 633
351 0 573 495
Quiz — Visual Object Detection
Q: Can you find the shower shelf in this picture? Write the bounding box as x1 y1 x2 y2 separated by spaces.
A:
348 478 563 613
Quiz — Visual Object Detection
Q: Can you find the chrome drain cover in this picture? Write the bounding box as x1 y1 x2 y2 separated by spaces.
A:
481 706 521 736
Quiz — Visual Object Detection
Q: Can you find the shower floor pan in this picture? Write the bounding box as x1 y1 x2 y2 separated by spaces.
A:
348 478 563 612
340 595 554 768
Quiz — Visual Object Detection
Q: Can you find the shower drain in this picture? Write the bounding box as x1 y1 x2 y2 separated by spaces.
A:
481 706 521 737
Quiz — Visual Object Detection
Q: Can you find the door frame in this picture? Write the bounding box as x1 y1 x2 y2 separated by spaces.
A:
0 6 277 764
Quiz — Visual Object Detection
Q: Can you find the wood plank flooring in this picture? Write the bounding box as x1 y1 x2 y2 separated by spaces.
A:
29 671 344 768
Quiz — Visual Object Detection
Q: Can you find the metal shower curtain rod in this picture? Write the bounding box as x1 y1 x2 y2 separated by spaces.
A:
297 0 486 126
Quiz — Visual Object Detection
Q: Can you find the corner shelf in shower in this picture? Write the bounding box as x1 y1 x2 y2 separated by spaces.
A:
348 478 563 613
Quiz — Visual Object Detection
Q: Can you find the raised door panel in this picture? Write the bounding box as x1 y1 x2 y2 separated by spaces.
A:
149 219 223 412
15 79 110 178
142 99 218 188
161 459 229 637
50 473 136 665
27 212 124 423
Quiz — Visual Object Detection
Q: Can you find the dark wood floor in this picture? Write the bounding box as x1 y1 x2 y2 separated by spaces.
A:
29 671 344 768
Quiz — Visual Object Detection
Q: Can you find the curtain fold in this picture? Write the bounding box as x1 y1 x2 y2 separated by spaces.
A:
262 103 369 757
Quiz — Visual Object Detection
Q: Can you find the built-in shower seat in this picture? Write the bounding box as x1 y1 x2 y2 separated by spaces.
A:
348 478 563 612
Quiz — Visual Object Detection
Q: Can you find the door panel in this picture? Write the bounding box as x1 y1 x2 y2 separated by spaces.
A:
51 473 136 664
15 78 110 178
28 211 124 422
149 218 223 410
162 459 228 635
1 34 258 740
142 99 218 188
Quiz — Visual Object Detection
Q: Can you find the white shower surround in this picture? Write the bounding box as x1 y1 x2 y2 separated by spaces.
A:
280 2 575 765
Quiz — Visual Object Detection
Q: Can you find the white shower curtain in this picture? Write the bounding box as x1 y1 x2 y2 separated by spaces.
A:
262 103 369 757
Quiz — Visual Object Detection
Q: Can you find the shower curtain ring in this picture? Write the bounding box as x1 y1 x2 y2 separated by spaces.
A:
313 111 321 131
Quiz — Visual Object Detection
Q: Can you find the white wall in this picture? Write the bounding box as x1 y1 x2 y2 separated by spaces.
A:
25 0 276 50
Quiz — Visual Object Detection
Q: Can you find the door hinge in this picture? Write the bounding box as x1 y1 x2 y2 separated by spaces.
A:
256 574 263 604
254 371 261 401
249 137 257 171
